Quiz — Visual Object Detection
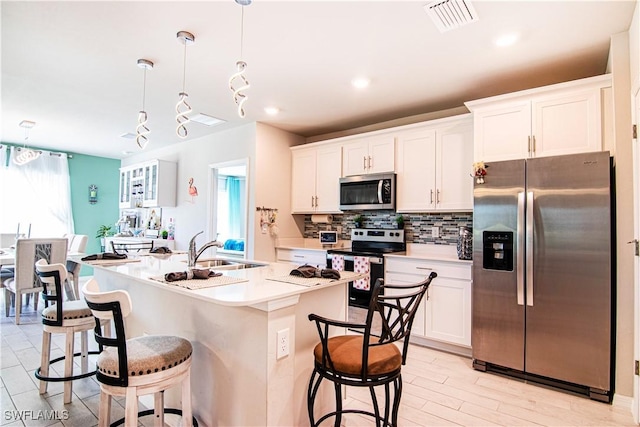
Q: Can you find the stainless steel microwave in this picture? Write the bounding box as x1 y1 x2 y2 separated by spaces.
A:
339 173 396 210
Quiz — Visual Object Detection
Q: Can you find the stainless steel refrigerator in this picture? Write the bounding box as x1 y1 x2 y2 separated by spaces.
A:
472 151 613 402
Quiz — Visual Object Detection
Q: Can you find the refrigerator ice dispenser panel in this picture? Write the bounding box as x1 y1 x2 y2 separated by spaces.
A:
482 231 513 271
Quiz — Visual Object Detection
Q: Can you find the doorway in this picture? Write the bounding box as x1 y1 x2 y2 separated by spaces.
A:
207 159 249 260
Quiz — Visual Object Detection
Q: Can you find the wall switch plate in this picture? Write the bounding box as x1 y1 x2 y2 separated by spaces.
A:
432 226 440 238
277 328 290 359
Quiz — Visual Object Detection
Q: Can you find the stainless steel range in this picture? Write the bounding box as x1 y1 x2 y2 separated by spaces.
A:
326 228 405 308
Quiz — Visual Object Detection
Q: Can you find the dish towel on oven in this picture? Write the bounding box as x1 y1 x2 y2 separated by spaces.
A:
331 254 345 272
353 256 370 290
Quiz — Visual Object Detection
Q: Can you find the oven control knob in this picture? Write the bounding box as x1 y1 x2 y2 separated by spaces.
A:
395 232 400 237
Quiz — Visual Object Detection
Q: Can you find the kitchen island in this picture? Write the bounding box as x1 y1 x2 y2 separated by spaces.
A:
71 253 364 427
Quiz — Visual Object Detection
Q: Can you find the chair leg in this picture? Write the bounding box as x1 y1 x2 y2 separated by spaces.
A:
15 293 22 325
182 370 193 427
33 292 39 311
4 289 10 317
64 328 74 404
391 376 403 427
153 391 164 427
80 330 88 373
39 331 51 394
334 381 343 427
98 389 111 427
124 386 139 427
307 369 322 427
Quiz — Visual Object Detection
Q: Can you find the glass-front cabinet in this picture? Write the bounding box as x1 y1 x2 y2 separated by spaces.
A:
118 160 177 208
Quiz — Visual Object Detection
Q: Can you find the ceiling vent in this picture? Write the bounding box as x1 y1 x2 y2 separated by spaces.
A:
424 0 479 33
190 113 225 127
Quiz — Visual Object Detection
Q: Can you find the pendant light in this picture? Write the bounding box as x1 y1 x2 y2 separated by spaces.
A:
229 0 251 118
13 120 40 166
176 31 195 138
136 58 153 149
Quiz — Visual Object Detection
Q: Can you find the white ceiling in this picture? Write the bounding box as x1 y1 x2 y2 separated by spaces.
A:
1 1 636 159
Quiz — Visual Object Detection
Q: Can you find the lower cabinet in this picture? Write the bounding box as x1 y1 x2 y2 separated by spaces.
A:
276 248 327 268
385 256 472 352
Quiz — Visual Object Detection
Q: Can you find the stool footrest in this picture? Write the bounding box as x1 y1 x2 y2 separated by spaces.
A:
34 350 101 382
110 408 198 427
314 409 392 427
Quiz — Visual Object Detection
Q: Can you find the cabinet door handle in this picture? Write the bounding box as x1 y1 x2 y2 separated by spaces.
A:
363 156 367 170
311 196 315 208
416 266 433 271
426 287 430 301
368 156 372 169
314 196 318 207
528 136 531 154
430 190 434 204
532 135 536 153
294 255 305 258
436 189 440 204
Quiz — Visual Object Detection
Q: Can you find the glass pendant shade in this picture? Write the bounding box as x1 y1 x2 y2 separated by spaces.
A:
176 31 195 138
135 59 153 149
229 61 250 118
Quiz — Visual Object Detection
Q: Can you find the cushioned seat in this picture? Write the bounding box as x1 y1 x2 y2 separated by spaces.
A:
313 335 401 376
97 335 192 379
307 273 437 427
41 300 93 322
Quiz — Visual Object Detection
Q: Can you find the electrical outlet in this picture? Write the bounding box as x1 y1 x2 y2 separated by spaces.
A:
432 226 440 238
277 328 290 359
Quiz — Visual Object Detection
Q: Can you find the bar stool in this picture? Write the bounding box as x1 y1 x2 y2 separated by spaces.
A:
34 259 106 404
82 278 196 427
307 273 436 427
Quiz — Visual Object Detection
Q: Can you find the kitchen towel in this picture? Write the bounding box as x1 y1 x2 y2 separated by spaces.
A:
290 265 341 280
331 254 344 271
164 269 221 282
81 253 127 261
353 256 370 290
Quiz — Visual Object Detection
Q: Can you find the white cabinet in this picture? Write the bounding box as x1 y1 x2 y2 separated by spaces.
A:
276 248 327 268
342 135 395 176
396 116 473 212
466 74 611 162
118 160 177 208
385 256 472 348
291 144 342 214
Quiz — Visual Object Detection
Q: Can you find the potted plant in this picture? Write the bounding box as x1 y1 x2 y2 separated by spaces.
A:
161 229 169 239
353 214 364 228
395 215 405 230
96 224 113 251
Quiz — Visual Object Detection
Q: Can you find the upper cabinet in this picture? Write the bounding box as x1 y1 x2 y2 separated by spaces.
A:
119 160 177 209
396 116 473 212
291 144 342 214
342 135 395 176
465 74 611 162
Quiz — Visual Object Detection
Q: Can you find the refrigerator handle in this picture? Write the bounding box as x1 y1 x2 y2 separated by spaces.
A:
517 192 525 306
526 191 534 306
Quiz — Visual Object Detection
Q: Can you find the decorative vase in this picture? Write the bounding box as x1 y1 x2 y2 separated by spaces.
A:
457 227 473 260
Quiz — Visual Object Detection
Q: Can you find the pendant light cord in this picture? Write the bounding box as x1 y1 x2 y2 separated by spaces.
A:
182 42 188 92
240 6 245 60
141 67 147 111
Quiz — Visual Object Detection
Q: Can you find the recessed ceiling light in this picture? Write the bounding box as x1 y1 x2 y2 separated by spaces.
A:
122 150 133 155
351 77 370 89
264 106 280 116
495 33 519 47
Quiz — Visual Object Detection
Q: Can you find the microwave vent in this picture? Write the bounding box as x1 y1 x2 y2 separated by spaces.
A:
424 0 479 33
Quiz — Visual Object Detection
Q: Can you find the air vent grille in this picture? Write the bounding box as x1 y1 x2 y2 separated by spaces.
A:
424 0 479 33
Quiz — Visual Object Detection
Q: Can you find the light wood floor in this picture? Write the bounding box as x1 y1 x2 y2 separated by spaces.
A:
1 292 637 427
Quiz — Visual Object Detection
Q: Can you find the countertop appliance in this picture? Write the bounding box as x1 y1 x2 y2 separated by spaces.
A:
339 173 396 211
472 151 613 402
327 228 405 308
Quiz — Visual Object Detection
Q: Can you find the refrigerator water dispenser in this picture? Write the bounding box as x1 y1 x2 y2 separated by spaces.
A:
482 231 513 271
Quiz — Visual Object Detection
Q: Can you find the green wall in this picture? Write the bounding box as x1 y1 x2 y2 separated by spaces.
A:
67 153 120 256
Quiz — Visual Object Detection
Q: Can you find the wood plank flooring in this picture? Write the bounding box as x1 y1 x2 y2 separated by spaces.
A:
1 285 636 426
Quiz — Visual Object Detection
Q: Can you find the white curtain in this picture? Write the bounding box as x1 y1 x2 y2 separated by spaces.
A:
0 146 74 237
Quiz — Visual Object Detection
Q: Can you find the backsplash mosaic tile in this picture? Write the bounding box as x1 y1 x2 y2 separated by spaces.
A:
303 211 473 245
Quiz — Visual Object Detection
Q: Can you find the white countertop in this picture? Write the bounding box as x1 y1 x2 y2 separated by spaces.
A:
72 252 364 307
386 243 472 264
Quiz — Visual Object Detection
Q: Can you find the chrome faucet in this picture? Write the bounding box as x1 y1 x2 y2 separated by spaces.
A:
188 231 224 268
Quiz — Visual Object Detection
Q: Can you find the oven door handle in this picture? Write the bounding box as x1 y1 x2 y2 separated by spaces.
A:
377 180 384 204
327 254 383 264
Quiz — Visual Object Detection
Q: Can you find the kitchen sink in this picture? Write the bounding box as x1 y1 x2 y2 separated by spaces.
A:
183 258 266 270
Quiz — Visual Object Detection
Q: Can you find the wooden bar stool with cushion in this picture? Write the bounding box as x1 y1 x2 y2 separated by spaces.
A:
82 278 196 427
34 259 107 404
307 272 437 427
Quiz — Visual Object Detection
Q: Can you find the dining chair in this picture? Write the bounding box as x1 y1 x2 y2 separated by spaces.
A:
64 234 88 299
307 272 437 427
110 240 154 254
2 238 67 324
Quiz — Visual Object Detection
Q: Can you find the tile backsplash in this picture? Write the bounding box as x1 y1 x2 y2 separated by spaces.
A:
303 211 472 245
